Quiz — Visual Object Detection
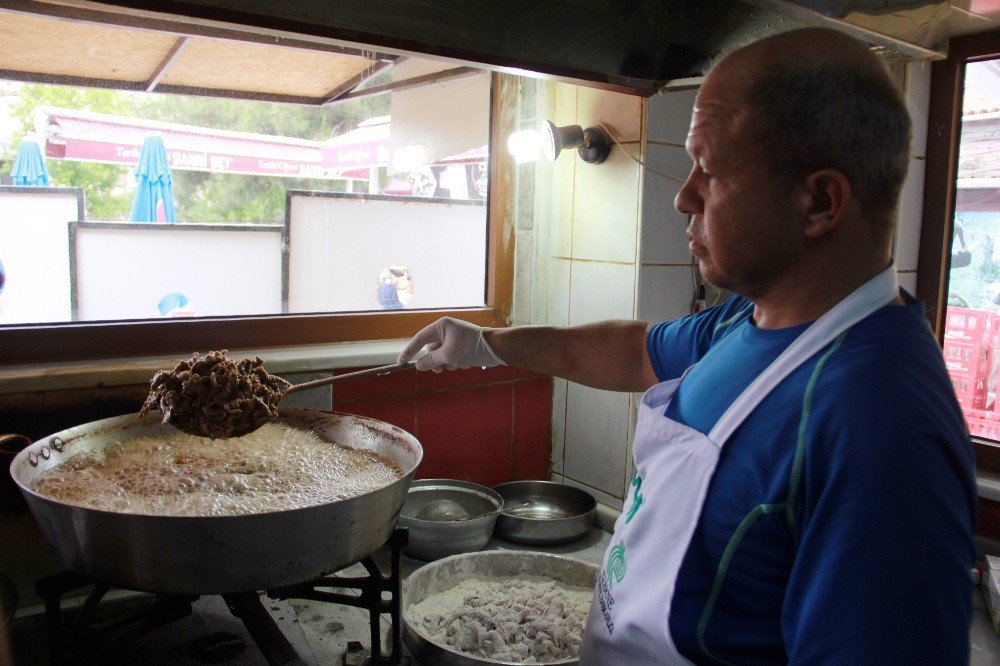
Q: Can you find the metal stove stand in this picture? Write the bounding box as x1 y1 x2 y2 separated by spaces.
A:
34 528 410 666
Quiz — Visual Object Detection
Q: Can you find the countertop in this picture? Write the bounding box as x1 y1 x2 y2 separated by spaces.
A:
7 526 1000 665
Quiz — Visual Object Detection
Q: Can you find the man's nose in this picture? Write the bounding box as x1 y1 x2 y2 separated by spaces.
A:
674 166 700 216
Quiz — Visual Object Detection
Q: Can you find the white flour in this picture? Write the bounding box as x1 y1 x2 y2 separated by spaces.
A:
407 575 592 663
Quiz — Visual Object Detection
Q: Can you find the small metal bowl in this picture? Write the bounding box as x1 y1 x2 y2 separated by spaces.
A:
399 479 503 561
492 481 596 546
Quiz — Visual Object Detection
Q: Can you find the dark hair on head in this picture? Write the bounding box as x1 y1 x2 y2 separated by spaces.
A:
744 60 911 235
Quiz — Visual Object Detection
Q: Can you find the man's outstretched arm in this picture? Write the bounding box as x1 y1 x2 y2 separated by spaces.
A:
397 317 658 392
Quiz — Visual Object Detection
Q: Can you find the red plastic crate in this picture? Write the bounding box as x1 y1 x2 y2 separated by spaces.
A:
944 308 1000 429
944 342 981 378
945 307 994 346
968 416 1000 439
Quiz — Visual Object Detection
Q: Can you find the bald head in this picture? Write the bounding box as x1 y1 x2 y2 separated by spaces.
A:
721 28 889 87
705 27 911 237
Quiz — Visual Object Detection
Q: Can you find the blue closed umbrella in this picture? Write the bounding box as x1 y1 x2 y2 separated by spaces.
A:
10 138 50 186
129 135 176 223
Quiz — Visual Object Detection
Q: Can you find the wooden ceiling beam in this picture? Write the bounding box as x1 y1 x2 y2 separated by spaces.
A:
145 36 189 93
0 68 149 92
149 84 321 106
320 58 397 106
0 67 323 104
324 66 479 106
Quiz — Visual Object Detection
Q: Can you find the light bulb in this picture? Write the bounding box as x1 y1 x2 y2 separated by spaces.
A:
541 120 559 162
506 129 541 164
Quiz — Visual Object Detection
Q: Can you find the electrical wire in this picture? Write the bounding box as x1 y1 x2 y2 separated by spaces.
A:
597 123 688 184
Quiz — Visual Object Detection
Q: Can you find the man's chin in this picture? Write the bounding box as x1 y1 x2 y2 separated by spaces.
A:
696 265 732 295
694 261 716 286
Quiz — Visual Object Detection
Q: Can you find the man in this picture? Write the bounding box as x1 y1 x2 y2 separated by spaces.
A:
399 28 976 664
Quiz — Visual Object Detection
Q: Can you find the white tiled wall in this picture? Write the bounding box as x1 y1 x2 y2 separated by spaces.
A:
526 82 699 506
896 157 927 271
641 88 698 323
531 81 645 507
569 261 637 324
637 265 697 322
564 383 633 497
640 143 692 265
895 60 932 289
645 87 697 145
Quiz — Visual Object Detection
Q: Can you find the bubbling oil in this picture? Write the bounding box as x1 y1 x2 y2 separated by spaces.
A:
30 423 404 516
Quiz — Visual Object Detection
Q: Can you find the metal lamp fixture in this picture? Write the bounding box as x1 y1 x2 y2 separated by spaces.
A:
541 120 612 164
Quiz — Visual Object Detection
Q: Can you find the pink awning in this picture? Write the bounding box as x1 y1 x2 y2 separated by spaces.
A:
42 107 334 179
321 117 390 170
39 107 488 179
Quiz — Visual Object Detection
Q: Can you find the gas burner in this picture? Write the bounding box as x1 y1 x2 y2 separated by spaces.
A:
33 529 410 665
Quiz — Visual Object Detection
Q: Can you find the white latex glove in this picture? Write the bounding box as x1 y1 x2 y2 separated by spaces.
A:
397 317 506 372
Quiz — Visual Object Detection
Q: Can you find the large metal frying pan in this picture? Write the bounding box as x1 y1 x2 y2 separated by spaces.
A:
10 408 422 595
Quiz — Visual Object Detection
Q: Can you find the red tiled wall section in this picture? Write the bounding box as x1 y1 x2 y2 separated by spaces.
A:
0 366 554 490
331 366 553 486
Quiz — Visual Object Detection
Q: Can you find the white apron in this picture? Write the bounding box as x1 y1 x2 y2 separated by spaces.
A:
580 265 899 664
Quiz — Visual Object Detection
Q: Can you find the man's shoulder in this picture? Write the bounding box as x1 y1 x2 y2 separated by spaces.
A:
646 296 754 380
652 295 753 341
811 299 937 368
804 308 967 449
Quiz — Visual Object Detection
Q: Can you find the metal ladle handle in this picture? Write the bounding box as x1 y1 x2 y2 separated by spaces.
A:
282 362 415 397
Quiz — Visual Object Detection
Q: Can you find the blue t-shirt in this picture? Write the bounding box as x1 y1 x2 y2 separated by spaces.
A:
645 293 976 664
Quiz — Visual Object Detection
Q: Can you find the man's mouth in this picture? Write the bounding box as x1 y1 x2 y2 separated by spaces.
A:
688 236 706 257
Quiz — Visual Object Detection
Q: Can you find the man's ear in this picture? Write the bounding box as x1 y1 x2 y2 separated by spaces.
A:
802 169 851 239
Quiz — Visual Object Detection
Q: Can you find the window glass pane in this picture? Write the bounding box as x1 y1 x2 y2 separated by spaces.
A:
943 57 1000 439
0 48 491 325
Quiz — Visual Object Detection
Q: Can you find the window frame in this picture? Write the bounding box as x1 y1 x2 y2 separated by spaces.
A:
0 72 516 366
917 28 1000 465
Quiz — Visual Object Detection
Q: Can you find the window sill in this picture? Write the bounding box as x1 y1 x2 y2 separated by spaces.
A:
0 339 408 395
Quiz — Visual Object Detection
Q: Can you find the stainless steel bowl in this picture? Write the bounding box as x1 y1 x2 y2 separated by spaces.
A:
399 479 503 561
403 550 598 665
492 481 596 546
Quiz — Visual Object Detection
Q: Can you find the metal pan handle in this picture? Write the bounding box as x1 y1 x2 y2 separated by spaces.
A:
283 362 415 397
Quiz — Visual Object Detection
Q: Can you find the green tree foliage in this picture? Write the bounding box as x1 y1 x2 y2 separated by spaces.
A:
3 81 388 222
978 234 1000 282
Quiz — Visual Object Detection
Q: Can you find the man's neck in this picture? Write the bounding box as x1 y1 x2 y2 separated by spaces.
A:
750 258 898 330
